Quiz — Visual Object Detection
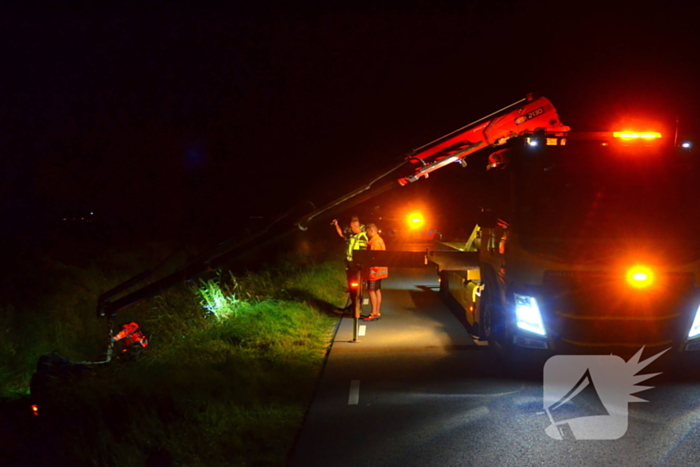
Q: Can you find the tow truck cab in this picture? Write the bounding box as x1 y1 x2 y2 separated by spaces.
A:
440 130 700 357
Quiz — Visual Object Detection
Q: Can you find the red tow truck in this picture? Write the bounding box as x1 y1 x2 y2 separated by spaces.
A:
306 92 700 361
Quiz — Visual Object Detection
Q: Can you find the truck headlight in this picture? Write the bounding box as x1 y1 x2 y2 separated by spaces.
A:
688 304 700 339
514 294 546 336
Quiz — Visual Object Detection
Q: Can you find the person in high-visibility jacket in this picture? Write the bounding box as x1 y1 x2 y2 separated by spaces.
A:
111 322 149 357
363 223 388 321
332 216 368 312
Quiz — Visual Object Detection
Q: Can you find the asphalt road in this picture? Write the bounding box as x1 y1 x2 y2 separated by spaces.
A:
288 261 700 467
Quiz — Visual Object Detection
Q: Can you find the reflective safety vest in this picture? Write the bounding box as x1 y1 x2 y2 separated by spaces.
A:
367 235 388 280
345 230 368 261
113 322 149 348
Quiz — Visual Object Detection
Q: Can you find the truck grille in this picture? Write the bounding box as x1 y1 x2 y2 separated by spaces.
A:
539 270 698 347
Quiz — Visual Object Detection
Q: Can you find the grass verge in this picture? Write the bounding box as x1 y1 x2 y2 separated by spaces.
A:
0 249 346 466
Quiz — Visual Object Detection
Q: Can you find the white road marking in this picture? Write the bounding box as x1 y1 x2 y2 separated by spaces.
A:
348 380 360 405
359 325 366 336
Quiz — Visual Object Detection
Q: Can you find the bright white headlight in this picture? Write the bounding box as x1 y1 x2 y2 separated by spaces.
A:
514 293 546 336
688 304 700 339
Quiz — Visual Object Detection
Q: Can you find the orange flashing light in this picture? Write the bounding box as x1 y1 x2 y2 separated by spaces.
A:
613 131 662 140
31 404 39 416
350 281 359 289
406 211 425 230
626 265 655 289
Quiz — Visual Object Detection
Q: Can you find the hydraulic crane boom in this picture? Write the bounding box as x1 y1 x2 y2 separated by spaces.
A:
398 94 569 185
294 93 569 228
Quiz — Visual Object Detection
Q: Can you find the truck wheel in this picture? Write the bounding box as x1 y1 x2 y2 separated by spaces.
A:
480 285 508 354
439 271 449 298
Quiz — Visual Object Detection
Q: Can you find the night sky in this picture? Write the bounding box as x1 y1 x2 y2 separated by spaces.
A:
2 1 699 248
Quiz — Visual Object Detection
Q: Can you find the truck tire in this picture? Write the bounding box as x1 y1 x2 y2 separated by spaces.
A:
439 270 449 298
480 283 509 355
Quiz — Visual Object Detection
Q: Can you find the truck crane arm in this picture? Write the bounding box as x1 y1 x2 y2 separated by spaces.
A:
294 93 569 229
397 93 569 185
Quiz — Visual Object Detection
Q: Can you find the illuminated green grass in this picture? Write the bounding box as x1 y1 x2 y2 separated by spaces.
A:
0 246 346 465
